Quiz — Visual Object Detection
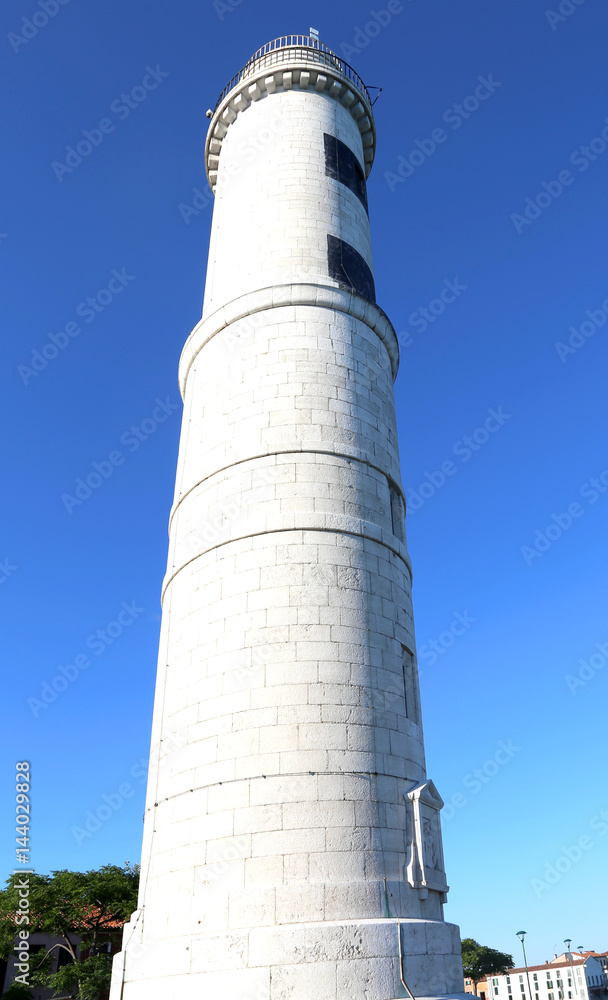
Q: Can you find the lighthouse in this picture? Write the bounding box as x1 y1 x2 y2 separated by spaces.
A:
110 34 466 1000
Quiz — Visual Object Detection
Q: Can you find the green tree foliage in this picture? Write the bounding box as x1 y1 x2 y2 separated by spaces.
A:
0 864 139 1000
0 985 33 1000
461 938 514 994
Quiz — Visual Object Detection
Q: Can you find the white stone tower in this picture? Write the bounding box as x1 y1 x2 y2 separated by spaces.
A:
111 34 465 1000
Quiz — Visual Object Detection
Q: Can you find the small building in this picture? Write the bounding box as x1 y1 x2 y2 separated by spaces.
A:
465 976 491 999
1 927 121 1000
489 955 608 1000
551 955 608 983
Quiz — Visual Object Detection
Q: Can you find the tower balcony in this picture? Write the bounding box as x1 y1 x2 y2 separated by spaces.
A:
205 34 376 187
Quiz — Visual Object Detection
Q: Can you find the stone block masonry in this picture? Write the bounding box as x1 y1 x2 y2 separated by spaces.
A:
110 34 466 1000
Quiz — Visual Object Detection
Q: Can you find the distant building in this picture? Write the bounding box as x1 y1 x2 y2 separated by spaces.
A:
1 927 121 1000
550 955 608 982
490 955 608 1000
588 954 608 981
465 976 491 999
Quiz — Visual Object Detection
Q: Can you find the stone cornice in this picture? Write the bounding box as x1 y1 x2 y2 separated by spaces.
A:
178 283 400 396
204 58 376 191
161 519 413 604
167 451 407 536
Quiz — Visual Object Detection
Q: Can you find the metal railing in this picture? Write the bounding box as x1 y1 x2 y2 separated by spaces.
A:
212 35 372 113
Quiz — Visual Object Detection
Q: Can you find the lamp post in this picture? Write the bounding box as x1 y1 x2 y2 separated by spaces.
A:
564 939 576 998
517 932 534 1000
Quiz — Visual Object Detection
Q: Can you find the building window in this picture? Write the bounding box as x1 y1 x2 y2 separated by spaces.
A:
390 485 405 542
327 234 376 303
56 948 74 970
323 133 369 213
402 646 419 724
521 984 525 992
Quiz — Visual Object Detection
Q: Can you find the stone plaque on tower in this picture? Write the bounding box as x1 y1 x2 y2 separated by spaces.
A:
110 32 466 1000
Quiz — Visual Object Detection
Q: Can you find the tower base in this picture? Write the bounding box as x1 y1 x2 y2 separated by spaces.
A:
111 917 464 1000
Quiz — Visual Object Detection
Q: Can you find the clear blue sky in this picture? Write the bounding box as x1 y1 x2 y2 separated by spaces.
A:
2 0 607 968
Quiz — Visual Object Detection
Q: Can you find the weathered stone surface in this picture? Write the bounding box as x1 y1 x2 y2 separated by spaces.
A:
110 35 465 1000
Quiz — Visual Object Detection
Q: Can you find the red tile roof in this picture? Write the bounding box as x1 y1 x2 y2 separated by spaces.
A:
507 960 586 975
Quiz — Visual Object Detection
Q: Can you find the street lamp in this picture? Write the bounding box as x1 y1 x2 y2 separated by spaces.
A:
517 932 534 1000
564 939 576 998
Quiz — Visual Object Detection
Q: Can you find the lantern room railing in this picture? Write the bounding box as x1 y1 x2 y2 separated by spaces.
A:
212 35 372 113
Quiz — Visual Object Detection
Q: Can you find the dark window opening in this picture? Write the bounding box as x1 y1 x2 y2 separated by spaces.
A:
327 234 375 303
402 645 419 725
389 485 405 543
324 133 369 213
56 947 75 969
